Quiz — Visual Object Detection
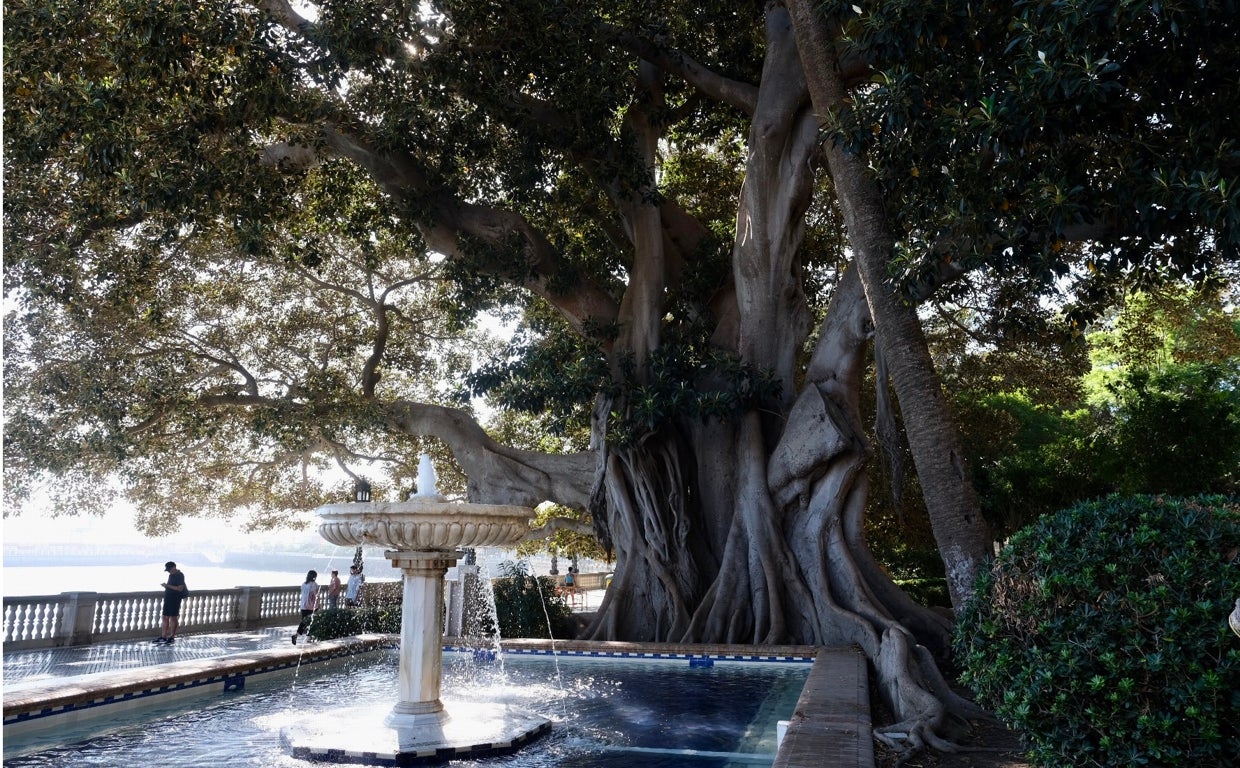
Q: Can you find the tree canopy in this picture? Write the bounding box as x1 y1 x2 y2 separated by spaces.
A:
5 0 1238 757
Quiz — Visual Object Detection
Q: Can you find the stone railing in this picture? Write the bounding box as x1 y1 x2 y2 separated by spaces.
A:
553 571 610 590
2 587 303 650
3 570 599 651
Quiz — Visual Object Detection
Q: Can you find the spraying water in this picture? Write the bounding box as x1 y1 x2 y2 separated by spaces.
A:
415 454 439 497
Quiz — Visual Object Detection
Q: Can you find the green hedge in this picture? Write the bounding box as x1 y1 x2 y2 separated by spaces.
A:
305 562 575 642
307 607 402 640
954 495 1240 767
483 562 575 639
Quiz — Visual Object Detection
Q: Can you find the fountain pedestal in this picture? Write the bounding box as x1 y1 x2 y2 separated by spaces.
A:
281 498 549 765
385 550 457 726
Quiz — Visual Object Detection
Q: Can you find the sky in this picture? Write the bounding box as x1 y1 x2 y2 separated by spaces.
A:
2 503 320 550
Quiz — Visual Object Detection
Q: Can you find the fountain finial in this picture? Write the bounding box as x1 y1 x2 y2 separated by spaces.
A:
415 454 439 498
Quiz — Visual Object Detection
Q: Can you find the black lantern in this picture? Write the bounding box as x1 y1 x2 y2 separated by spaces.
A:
354 478 372 502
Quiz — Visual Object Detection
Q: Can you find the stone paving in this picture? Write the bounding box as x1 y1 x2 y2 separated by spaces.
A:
2 624 300 692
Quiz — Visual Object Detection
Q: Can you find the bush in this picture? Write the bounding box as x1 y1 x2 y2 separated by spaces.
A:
357 579 402 607
954 495 1240 767
307 606 402 641
306 563 575 642
893 577 949 608
485 561 575 639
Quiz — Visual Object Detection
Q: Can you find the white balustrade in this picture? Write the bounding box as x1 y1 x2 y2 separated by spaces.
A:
2 586 304 650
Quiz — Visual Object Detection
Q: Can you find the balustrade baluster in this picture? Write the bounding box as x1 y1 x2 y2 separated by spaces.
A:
17 603 30 641
35 603 49 640
96 599 111 634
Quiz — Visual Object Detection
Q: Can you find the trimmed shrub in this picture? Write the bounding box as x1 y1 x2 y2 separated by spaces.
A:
485 561 575 639
357 579 402 607
307 606 402 641
306 563 574 642
954 494 1240 767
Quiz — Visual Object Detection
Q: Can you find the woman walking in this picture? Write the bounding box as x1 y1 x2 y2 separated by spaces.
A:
292 570 319 645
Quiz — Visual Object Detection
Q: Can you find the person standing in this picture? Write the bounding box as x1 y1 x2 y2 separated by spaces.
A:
292 570 319 645
153 561 186 644
327 569 343 610
345 564 366 607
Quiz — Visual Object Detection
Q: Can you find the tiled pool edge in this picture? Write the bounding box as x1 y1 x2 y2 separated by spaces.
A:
469 637 822 662
3 634 397 734
5 637 875 768
773 646 874 768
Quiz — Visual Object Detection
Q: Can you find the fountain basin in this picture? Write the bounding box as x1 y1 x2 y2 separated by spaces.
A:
5 643 822 767
300 494 546 763
282 701 551 765
318 500 533 551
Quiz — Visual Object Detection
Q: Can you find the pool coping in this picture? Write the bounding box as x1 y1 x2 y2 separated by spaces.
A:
4 636 874 768
3 634 397 726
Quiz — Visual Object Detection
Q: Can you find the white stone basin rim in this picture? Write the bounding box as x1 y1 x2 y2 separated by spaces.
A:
317 500 534 551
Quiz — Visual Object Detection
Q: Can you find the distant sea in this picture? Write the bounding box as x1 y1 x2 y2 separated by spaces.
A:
1 561 378 598
1 552 602 598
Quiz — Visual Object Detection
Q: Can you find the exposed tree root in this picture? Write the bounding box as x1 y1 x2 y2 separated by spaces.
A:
581 267 990 760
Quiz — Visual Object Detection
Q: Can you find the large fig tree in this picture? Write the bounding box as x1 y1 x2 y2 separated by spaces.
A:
5 0 1236 755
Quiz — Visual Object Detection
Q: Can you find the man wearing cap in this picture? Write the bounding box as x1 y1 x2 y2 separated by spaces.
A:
153 561 186 644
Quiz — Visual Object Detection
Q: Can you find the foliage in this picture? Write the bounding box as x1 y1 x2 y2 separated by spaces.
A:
467 310 788 447
955 495 1240 767
0 0 830 526
820 0 1240 303
1 159 493 530
863 461 947 586
307 606 402 640
482 561 575 640
514 503 610 563
4 0 1237 531
957 392 1107 537
930 282 1240 538
1098 364 1240 495
891 577 949 609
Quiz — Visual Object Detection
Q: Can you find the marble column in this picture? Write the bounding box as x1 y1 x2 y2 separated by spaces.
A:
384 549 461 726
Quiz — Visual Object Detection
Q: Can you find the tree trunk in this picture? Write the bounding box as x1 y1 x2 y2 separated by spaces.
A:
784 0 993 609
584 267 984 758
580 10 987 758
388 7 992 759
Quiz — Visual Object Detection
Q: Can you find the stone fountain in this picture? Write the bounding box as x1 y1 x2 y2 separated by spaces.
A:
281 457 549 764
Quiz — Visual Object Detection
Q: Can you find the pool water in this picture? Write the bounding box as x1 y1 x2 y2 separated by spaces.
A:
4 650 809 767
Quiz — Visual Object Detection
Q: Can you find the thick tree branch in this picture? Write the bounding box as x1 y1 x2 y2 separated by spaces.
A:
611 59 668 370
252 0 315 36
524 515 596 542
385 400 595 509
261 123 621 339
601 25 759 115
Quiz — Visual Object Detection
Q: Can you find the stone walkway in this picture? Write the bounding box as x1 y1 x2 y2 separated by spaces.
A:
2 625 300 692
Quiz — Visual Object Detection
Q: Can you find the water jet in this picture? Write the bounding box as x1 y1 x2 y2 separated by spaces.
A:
280 457 548 764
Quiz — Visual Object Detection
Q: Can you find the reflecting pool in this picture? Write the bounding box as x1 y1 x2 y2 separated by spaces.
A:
5 650 809 767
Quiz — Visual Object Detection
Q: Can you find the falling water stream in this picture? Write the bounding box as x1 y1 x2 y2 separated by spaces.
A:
530 569 568 720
